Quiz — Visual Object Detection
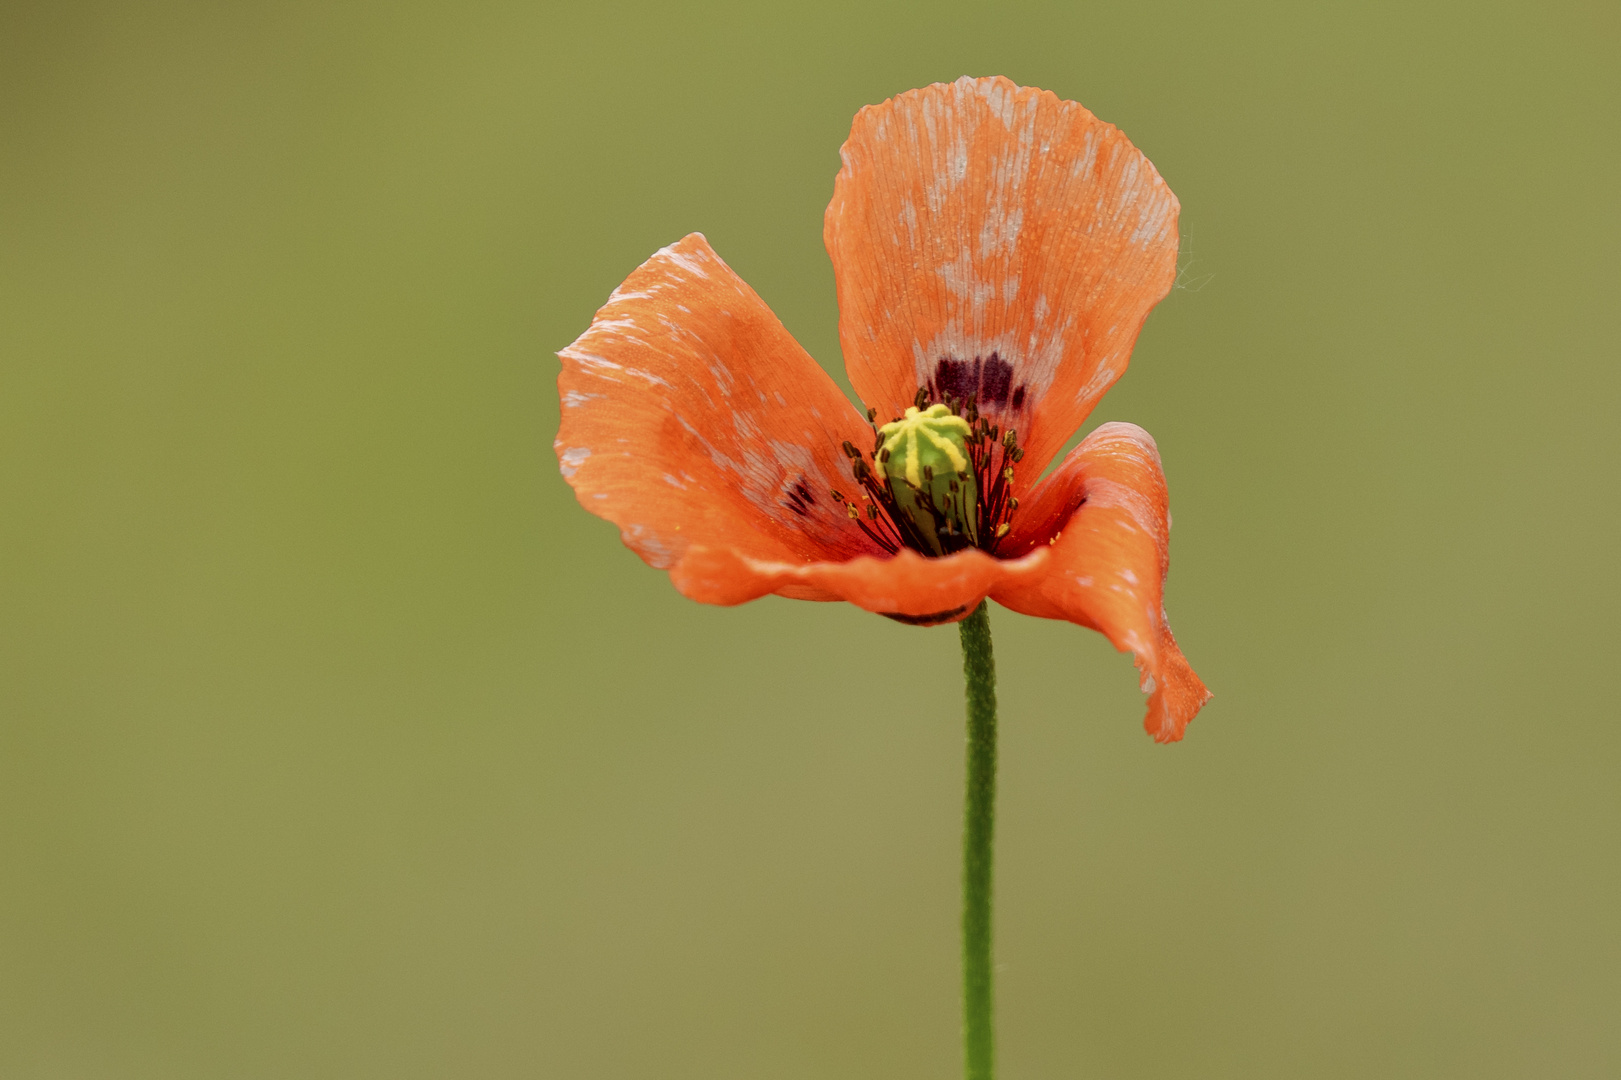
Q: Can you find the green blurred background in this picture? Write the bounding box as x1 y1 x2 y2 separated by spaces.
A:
2 1 1617 1077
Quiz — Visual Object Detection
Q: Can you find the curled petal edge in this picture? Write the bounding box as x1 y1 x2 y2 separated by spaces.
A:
992 547 1210 743
991 421 1211 742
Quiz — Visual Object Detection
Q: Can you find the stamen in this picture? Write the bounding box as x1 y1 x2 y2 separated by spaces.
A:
831 388 1026 559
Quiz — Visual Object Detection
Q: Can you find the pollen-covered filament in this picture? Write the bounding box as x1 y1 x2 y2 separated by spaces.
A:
833 390 1024 557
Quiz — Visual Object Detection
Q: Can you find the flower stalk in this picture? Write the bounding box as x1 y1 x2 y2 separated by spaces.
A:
958 601 998 1080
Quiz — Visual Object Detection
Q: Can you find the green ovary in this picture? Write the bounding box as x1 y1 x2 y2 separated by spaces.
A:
877 404 980 554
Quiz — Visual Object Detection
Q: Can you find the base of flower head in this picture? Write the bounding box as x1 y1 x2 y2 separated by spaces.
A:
831 387 1025 559
879 603 973 626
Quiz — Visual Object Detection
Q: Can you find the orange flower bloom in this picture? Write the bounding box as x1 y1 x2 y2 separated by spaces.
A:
557 76 1210 741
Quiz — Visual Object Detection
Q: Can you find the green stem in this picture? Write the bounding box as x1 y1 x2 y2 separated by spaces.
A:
958 601 998 1080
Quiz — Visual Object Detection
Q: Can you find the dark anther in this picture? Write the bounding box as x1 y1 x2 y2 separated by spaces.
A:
829 381 1029 563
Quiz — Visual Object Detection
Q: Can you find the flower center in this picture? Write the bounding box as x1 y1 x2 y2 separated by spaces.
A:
831 389 1024 558
877 404 978 554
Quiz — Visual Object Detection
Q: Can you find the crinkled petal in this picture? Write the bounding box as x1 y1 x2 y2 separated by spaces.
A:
991 422 1210 741
673 544 1052 626
824 76 1180 482
557 234 881 572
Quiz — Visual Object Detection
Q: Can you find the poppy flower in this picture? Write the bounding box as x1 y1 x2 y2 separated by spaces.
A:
556 76 1210 742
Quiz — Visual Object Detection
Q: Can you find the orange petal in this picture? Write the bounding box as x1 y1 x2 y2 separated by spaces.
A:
991 422 1210 741
673 543 1051 625
824 76 1180 482
557 234 880 572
